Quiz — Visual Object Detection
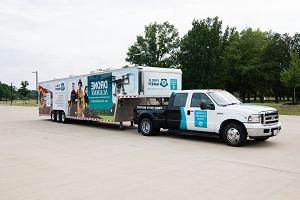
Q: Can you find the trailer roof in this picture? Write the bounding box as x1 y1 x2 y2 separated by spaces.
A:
175 89 225 93
39 66 182 84
139 66 182 74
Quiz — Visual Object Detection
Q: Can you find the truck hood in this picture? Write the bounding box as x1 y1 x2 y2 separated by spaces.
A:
226 103 277 114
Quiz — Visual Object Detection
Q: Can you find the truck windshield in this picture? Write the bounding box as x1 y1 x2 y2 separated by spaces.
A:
208 91 241 106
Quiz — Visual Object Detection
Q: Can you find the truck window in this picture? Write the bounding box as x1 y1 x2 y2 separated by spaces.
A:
173 93 188 107
191 93 213 107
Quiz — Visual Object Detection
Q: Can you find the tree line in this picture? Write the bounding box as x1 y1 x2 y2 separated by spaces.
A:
126 17 300 103
0 81 37 103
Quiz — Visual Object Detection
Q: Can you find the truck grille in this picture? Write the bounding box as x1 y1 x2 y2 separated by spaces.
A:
262 111 279 125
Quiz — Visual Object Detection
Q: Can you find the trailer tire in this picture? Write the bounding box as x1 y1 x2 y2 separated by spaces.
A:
51 111 57 122
58 111 67 123
139 117 158 136
222 123 247 147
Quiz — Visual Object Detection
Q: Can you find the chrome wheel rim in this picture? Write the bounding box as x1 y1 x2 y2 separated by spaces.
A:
141 120 151 134
226 128 240 144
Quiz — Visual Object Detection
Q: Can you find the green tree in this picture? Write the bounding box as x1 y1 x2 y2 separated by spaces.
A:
0 82 12 102
126 22 180 68
280 49 300 103
224 28 269 102
291 33 300 55
262 32 290 103
27 90 38 100
179 17 230 89
18 81 30 103
0 82 5 100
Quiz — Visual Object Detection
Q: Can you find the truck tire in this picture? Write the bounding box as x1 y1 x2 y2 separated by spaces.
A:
251 136 270 141
139 117 158 136
51 111 57 122
222 123 247 147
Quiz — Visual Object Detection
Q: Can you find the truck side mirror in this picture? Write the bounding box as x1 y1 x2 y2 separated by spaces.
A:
200 102 208 110
200 102 215 110
209 103 215 110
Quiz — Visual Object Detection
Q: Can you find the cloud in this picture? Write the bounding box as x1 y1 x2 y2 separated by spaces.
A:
0 0 299 89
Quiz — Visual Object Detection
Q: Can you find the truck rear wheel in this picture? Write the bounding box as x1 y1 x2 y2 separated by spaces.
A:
139 118 158 136
222 123 247 147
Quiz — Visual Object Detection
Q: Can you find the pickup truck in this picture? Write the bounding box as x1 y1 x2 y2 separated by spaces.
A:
134 90 281 146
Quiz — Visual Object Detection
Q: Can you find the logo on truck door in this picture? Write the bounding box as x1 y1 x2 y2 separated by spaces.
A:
194 110 207 128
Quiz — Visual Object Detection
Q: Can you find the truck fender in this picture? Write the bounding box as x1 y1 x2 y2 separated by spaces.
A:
138 113 156 124
218 119 247 136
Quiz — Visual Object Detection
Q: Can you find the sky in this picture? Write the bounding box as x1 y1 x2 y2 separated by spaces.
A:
0 0 299 89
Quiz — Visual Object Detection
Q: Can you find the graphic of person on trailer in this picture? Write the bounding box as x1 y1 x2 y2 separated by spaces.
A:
76 79 85 117
69 82 77 116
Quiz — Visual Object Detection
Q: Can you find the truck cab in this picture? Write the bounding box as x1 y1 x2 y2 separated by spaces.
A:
134 89 281 146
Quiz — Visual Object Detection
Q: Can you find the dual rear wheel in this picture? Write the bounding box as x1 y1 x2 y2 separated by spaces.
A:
139 117 159 136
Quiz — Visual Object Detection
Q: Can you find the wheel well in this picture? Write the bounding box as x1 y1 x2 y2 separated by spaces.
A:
51 110 65 116
219 119 247 136
52 110 63 113
138 113 154 124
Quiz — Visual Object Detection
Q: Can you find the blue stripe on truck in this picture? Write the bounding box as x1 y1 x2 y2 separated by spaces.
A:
180 107 187 130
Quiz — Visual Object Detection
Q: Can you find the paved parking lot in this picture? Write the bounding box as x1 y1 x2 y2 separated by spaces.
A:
0 105 300 200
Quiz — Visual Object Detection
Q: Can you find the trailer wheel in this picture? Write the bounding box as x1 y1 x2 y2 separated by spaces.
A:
139 117 158 136
51 111 57 122
222 123 247 147
59 111 67 123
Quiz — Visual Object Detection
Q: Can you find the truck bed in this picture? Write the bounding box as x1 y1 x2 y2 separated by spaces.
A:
134 105 168 128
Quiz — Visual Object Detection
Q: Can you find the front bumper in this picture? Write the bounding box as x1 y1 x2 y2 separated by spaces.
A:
244 122 281 137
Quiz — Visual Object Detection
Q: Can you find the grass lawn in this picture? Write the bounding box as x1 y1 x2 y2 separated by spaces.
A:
0 99 37 107
1 99 299 116
248 102 300 116
100 115 114 121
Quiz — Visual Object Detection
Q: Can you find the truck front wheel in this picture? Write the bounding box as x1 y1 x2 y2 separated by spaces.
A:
139 118 159 136
222 123 247 147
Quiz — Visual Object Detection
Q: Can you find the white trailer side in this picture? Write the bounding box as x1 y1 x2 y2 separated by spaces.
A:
38 66 182 124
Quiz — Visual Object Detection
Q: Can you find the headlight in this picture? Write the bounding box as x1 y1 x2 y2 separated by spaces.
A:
248 114 260 123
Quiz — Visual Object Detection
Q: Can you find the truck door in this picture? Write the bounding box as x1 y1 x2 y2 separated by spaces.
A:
185 92 217 133
167 92 188 129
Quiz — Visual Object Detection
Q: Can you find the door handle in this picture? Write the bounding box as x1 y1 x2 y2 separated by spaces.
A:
187 110 194 115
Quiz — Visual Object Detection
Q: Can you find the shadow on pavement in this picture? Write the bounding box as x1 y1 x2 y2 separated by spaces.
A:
40 118 136 131
39 118 279 148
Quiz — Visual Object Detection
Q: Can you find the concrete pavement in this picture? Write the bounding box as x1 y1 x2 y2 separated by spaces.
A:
0 105 300 200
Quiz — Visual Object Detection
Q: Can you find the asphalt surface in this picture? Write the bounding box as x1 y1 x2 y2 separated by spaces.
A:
0 105 300 200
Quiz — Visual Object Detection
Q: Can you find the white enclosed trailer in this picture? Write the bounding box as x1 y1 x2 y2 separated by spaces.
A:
38 66 182 125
